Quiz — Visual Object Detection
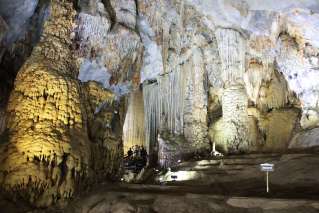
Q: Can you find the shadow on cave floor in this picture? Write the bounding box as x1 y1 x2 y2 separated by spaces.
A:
1 151 319 212
118 151 319 200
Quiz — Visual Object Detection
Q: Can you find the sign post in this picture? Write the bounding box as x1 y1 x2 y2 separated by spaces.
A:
260 163 274 193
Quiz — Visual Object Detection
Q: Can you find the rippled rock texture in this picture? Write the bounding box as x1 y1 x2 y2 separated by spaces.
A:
0 0 124 207
0 0 319 208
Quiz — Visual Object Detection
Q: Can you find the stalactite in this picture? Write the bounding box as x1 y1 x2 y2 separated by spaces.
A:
158 67 187 135
143 64 193 153
256 70 290 112
244 58 273 104
215 28 246 86
143 46 210 155
143 82 160 159
245 34 291 111
123 89 145 152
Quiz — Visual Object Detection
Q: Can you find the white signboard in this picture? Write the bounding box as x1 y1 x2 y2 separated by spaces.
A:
260 163 274 172
260 163 275 193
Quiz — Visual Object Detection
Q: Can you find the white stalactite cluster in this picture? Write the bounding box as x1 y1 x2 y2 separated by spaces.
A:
215 28 246 86
158 68 187 135
143 68 188 156
143 56 209 156
143 83 160 156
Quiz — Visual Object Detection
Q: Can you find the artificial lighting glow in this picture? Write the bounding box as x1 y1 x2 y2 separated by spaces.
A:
157 170 199 182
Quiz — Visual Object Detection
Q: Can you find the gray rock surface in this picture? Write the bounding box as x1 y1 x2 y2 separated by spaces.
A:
289 128 319 149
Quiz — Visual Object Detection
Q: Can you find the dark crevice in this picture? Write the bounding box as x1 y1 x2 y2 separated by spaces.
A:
58 153 69 186
135 0 139 16
0 0 49 108
72 0 80 12
101 0 117 31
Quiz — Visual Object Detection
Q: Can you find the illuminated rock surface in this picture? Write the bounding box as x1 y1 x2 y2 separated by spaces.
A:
0 0 319 210
0 0 124 207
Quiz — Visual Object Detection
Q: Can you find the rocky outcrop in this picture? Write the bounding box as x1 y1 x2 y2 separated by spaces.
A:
289 128 319 149
0 0 124 207
83 82 124 181
0 1 86 207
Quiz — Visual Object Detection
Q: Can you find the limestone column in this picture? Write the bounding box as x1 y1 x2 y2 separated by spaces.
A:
214 28 250 153
183 48 209 150
0 0 90 207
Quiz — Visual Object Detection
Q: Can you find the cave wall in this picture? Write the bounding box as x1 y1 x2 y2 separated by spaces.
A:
0 0 319 208
137 0 319 155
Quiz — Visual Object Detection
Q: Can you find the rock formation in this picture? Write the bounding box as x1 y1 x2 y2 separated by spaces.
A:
0 0 318 208
0 0 124 207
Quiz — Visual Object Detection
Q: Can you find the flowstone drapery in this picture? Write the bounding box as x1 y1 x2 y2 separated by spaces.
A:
123 89 145 152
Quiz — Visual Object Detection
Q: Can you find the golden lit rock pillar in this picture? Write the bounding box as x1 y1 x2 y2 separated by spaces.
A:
123 89 145 153
212 28 250 153
0 0 90 207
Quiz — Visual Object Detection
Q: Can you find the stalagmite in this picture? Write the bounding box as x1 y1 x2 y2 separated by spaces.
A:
0 1 90 207
214 28 250 153
222 86 249 152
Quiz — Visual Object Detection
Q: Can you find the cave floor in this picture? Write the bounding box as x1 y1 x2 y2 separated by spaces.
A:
63 183 319 213
148 152 319 199
2 153 319 213
60 153 319 213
